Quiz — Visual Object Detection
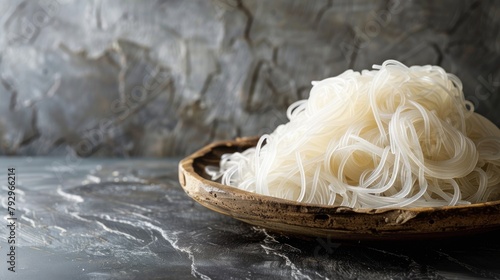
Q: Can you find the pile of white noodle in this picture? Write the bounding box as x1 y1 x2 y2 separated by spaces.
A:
206 60 500 208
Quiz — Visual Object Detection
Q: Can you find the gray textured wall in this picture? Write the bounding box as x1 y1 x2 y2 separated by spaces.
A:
0 0 499 157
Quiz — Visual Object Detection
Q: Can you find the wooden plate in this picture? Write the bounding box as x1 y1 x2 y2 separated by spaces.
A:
178 137 500 240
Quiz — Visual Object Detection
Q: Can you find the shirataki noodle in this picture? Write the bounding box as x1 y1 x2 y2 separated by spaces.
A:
206 60 500 208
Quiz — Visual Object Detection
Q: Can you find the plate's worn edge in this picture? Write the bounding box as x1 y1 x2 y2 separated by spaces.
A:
178 137 500 240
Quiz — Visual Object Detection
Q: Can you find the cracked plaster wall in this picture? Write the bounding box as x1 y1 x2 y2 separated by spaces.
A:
0 0 499 157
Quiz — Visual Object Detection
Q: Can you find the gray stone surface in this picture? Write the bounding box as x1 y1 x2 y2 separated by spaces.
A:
1 157 500 279
0 0 499 157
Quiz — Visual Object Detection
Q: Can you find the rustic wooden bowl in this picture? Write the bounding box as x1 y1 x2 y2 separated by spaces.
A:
178 137 500 240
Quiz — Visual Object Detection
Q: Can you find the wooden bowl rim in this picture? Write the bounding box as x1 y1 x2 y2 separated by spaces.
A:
179 136 500 215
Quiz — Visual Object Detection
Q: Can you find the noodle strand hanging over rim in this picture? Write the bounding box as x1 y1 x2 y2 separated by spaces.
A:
207 60 500 208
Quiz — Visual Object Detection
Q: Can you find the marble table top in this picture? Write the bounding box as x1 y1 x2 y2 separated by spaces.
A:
0 157 499 280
